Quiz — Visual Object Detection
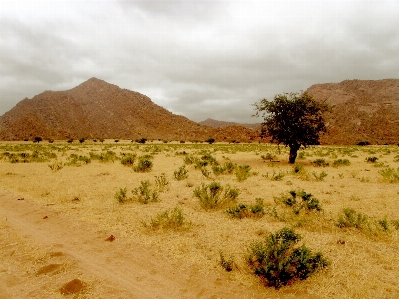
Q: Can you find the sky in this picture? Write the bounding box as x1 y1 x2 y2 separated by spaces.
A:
1 0 398 123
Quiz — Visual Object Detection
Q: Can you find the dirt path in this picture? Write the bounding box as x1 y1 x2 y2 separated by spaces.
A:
0 187 279 299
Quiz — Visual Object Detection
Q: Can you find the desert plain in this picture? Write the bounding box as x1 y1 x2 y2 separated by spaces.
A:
0 140 398 299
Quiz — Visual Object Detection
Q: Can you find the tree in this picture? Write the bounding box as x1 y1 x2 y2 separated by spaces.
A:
33 136 42 143
254 92 328 164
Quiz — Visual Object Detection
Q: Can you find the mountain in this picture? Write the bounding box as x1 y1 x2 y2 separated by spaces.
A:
198 118 261 130
2 78 398 144
0 78 258 142
306 79 399 145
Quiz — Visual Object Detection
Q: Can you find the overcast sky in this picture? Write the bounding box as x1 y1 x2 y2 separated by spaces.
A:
1 0 398 123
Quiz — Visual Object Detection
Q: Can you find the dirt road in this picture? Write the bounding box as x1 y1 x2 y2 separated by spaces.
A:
0 187 279 299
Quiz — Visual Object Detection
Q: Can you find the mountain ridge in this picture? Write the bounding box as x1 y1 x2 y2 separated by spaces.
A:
0 78 258 142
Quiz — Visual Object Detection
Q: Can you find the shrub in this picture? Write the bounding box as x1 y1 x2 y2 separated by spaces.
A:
79 138 85 143
206 138 215 144
193 182 239 210
311 158 329 167
391 220 399 230
132 180 159 204
115 187 128 203
279 190 322 214
89 150 117 163
261 153 276 161
312 171 328 181
378 167 399 183
270 171 285 181
48 161 64 172
365 156 378 163
154 173 169 191
235 165 252 182
225 198 265 219
134 157 153 172
174 165 189 180
336 208 368 229
67 139 74 143
200 153 218 165
200 168 211 178
292 163 305 174
219 251 235 272
33 136 42 143
142 207 189 230
212 162 236 175
120 154 136 166
183 155 196 165
357 141 370 146
332 159 351 167
137 138 147 144
378 217 389 231
246 227 329 288
66 154 91 166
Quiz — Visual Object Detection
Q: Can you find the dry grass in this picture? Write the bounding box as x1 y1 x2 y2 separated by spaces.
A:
1 140 399 298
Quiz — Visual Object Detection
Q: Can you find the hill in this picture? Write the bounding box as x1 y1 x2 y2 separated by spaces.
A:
0 78 258 142
306 79 399 145
198 118 261 130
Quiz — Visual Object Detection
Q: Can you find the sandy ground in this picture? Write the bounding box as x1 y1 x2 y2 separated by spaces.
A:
1 142 399 298
0 186 284 299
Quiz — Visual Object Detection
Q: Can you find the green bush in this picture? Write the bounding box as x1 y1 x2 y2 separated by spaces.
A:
270 171 285 181
48 161 64 171
131 180 159 204
378 167 399 183
200 168 211 178
89 150 117 163
365 156 378 163
193 182 239 210
336 208 368 229
225 198 265 219
183 155 196 165
391 219 399 230
312 171 328 181
66 154 91 166
311 159 329 167
174 165 189 180
134 157 153 172
120 154 136 166
279 190 322 214
115 187 128 203
332 159 351 167
219 251 235 272
235 165 252 182
154 173 169 191
246 227 329 288
206 138 215 144
142 207 189 230
200 153 218 165
212 161 235 175
261 153 276 161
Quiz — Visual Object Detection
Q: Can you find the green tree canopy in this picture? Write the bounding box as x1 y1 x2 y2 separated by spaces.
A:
254 92 329 163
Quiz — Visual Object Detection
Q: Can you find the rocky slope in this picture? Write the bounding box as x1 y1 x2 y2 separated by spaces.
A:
306 79 399 145
198 118 261 130
1 78 398 144
0 78 258 142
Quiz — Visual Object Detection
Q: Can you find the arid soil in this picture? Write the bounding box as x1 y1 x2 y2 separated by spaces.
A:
0 187 276 299
1 141 399 298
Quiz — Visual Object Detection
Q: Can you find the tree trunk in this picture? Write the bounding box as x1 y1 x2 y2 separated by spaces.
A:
288 145 300 164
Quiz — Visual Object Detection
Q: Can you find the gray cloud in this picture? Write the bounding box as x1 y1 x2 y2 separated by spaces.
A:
1 0 398 123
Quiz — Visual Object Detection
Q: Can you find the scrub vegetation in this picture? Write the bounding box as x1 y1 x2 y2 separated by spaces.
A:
1 140 399 298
